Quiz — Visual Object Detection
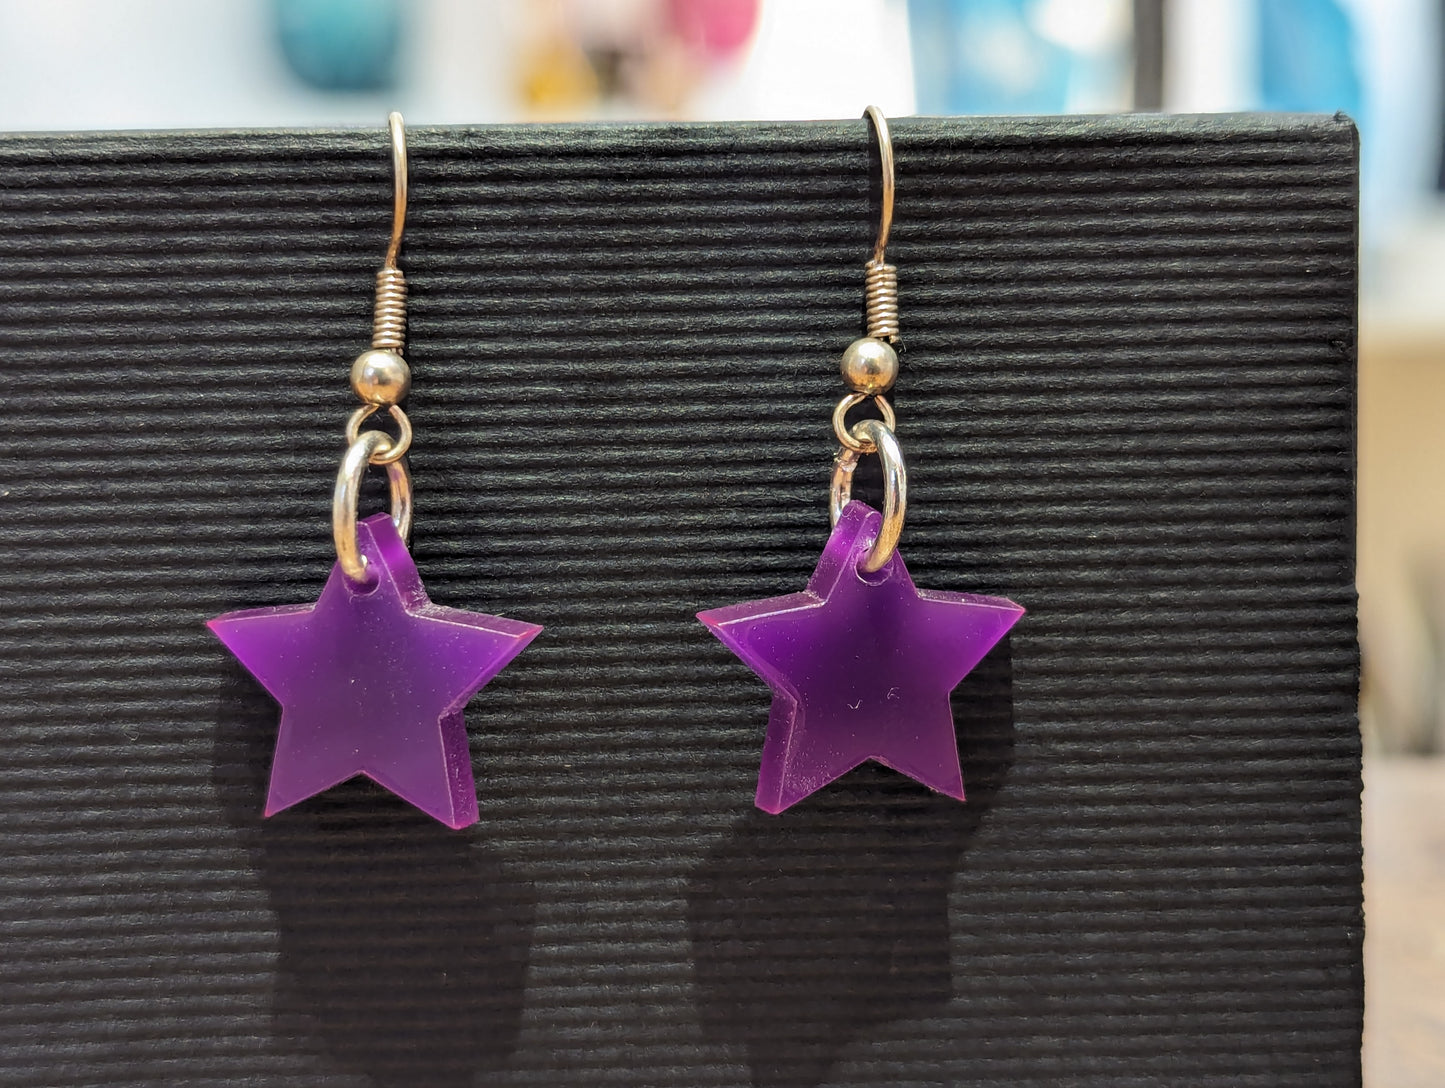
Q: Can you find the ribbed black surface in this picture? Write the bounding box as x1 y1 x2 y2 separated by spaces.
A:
0 115 1359 1087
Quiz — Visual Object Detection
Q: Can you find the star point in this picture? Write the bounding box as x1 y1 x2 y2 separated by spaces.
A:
699 501 1022 814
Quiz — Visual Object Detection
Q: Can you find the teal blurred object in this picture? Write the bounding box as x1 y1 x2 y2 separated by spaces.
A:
1257 0 1360 115
274 0 402 92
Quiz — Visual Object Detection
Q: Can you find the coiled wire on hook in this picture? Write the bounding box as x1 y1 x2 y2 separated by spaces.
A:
863 258 899 340
372 266 408 351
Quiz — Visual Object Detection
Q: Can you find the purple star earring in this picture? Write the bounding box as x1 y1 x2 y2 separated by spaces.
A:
698 107 1023 815
208 114 541 829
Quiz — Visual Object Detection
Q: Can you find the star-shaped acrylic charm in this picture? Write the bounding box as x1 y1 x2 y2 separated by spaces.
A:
698 501 1023 814
208 513 541 829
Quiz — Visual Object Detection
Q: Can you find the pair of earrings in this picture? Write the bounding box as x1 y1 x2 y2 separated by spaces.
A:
208 111 1024 830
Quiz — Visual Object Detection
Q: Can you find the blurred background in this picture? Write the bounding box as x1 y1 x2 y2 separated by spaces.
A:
0 0 1440 1080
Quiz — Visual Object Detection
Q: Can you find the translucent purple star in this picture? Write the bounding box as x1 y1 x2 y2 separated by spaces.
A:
698 501 1023 814
208 513 541 829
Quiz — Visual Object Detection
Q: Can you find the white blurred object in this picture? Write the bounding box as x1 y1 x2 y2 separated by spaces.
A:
1034 0 1131 113
407 0 521 125
1366 214 1445 349
0 0 527 128
0 0 336 130
1031 0 1131 55
1163 0 1258 113
691 0 914 120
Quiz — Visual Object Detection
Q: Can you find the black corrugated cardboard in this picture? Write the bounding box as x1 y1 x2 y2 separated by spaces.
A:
0 115 1360 1087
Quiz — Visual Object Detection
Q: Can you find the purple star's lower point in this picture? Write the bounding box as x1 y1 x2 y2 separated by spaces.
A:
207 513 541 829
698 501 1023 814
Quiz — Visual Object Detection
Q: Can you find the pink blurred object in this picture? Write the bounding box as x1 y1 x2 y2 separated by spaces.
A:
666 0 758 59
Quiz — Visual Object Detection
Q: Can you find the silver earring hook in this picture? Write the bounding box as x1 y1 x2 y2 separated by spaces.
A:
864 105 894 266
335 112 415 583
829 106 906 572
384 110 407 270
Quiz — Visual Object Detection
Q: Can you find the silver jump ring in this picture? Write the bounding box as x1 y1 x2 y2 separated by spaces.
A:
333 430 413 584
832 392 897 453
830 418 907 573
346 404 412 464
